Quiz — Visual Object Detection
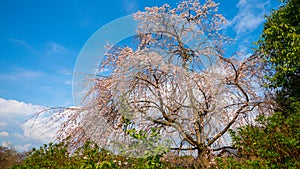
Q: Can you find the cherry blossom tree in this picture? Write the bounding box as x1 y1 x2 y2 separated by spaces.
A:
59 0 272 163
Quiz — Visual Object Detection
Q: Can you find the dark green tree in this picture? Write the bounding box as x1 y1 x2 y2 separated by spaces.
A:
260 0 300 113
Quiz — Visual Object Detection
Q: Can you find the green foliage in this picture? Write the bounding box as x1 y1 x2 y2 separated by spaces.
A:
219 109 300 168
12 141 75 169
217 105 300 169
122 126 170 158
12 138 175 169
259 0 300 111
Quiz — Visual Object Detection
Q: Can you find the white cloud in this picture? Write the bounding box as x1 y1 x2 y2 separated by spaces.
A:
10 38 68 57
21 70 42 79
12 133 26 140
10 38 37 54
20 107 79 143
0 68 42 81
2 141 12 147
0 74 15 81
0 98 42 116
0 122 7 128
0 131 9 137
228 0 270 36
15 144 32 152
46 42 68 55
58 68 73 75
20 115 61 143
122 0 138 13
0 98 56 145
0 98 77 150
237 0 247 7
10 38 27 46
65 80 72 85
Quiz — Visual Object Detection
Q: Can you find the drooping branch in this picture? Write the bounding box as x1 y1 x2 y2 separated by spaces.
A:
58 0 271 160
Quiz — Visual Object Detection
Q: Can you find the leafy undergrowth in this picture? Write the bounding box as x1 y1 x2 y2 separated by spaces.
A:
10 140 207 169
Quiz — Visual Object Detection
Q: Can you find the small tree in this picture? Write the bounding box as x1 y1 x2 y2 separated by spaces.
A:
60 0 271 166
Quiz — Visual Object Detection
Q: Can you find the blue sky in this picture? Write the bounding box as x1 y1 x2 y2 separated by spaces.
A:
0 0 281 151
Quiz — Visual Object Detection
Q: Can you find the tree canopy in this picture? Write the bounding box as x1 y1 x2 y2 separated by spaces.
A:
259 0 300 112
59 2 271 167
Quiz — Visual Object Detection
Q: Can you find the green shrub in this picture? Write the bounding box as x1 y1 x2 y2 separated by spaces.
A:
217 108 300 169
12 138 175 169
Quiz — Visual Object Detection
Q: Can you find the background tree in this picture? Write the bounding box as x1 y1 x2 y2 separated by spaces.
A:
259 0 300 113
59 0 272 166
0 146 25 169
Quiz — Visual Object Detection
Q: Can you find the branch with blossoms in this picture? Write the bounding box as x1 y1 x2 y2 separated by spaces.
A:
58 0 274 162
